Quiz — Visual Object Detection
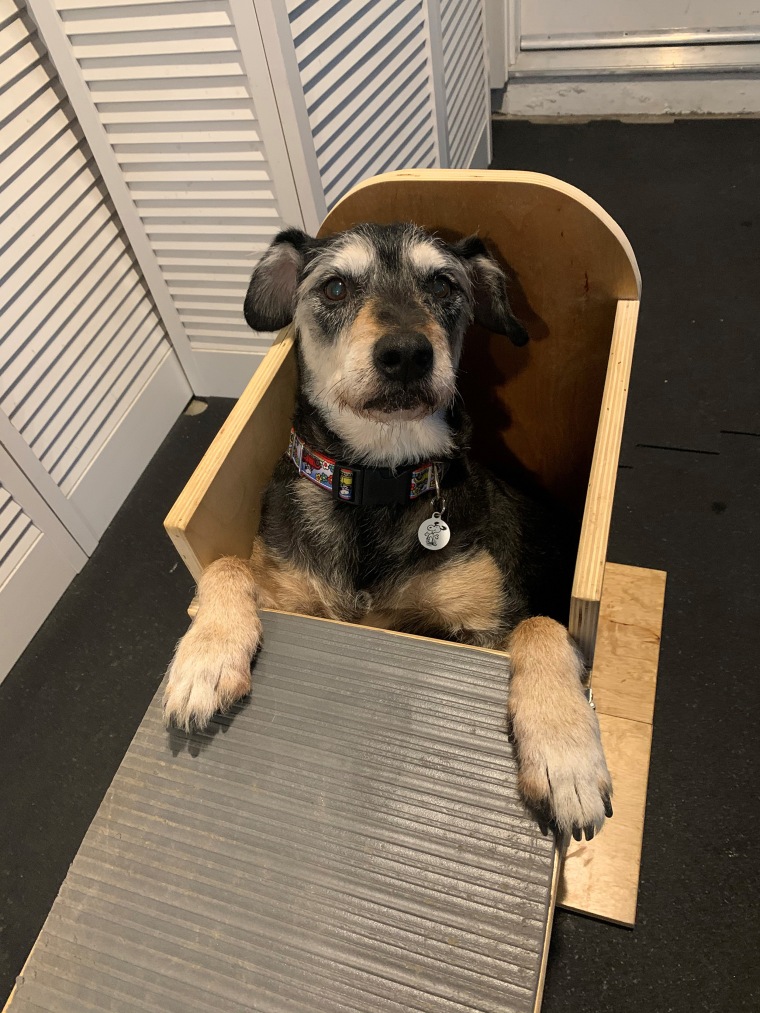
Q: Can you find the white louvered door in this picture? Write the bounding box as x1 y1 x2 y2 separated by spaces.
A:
1 0 191 679
1 0 493 678
22 0 492 397
283 0 443 210
0 443 87 678
439 0 490 167
257 0 491 213
25 0 309 396
1 0 191 537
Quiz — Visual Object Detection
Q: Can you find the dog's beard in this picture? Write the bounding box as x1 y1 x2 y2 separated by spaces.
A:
301 360 457 464
356 385 440 421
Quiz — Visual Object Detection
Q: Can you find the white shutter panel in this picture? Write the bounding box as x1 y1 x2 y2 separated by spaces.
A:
440 0 490 167
0 485 42 592
0 444 87 681
25 0 306 395
286 0 441 209
1 0 190 541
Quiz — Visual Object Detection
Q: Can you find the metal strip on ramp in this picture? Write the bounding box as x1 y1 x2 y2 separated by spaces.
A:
7 613 557 1013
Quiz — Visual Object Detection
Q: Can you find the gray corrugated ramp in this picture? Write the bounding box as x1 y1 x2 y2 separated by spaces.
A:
7 613 556 1013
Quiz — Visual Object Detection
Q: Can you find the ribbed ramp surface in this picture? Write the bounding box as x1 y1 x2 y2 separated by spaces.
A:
8 613 556 1013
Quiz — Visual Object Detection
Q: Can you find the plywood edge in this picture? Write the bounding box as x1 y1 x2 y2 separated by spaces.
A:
166 528 204 585
164 326 296 578
535 848 563 1012
2 932 42 1012
324 169 641 296
571 299 640 663
568 597 601 672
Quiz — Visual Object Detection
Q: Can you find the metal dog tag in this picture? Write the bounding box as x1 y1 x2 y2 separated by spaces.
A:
418 511 450 551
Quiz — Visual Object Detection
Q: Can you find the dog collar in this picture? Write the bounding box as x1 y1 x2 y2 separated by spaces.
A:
288 428 461 507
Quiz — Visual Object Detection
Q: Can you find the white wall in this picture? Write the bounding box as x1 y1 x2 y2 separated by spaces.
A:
491 0 760 116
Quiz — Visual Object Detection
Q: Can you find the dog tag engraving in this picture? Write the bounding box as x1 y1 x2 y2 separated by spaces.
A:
418 512 450 551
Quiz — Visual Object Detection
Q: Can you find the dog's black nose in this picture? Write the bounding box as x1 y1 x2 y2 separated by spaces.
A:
373 333 434 384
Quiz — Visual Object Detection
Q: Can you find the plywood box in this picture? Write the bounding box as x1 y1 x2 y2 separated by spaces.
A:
164 172 656 938
165 169 641 667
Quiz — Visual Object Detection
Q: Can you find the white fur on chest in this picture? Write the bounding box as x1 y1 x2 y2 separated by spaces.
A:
324 409 453 467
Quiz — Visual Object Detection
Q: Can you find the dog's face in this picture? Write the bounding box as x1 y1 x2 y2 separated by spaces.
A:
244 222 527 424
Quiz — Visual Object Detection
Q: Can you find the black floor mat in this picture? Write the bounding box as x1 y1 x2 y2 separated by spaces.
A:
1 119 759 1012
491 117 760 1013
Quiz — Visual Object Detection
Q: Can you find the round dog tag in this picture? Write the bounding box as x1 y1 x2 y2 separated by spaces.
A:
418 512 450 551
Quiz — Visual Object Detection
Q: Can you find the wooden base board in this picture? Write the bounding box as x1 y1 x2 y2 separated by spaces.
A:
558 563 666 926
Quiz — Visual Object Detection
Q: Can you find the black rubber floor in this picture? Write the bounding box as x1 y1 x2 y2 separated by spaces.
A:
1 119 759 1012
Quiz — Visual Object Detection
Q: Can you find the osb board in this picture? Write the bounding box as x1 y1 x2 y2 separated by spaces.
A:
5 614 556 1013
559 563 666 926
321 169 641 515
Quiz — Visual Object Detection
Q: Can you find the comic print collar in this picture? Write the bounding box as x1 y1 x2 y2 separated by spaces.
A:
287 428 463 507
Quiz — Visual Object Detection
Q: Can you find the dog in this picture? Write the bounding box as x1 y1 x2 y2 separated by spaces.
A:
163 222 613 839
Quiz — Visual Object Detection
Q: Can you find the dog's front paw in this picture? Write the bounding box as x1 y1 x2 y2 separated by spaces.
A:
163 619 260 731
509 688 612 840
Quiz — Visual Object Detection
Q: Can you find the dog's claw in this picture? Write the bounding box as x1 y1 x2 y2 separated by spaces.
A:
506 725 516 745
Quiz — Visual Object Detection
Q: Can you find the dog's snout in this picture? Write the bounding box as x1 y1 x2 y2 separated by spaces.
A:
373 333 434 384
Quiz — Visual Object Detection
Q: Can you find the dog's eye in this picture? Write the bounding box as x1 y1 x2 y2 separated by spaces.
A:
323 277 347 302
430 275 451 299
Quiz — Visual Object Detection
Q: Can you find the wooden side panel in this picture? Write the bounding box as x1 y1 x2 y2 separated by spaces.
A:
164 328 297 580
570 299 639 662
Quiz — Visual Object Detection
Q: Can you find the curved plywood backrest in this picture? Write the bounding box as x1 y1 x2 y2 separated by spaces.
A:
320 170 640 515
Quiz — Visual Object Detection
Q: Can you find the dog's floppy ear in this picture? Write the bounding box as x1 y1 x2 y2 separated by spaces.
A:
449 235 529 347
244 227 312 331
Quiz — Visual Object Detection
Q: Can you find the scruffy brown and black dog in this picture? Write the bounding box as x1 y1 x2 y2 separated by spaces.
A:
163 222 613 839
